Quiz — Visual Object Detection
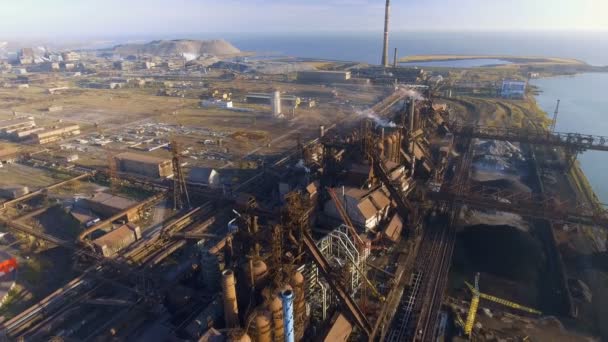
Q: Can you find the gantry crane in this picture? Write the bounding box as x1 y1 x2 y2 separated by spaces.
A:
463 273 542 337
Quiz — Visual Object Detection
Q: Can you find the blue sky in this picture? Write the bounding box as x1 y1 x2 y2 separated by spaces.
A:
1 0 606 39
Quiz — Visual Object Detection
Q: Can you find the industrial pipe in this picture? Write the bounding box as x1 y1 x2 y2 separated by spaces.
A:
281 289 295 342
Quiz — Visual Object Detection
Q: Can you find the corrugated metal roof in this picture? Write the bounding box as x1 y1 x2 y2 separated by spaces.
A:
93 223 138 247
384 214 403 242
357 198 377 220
88 192 137 210
369 189 390 210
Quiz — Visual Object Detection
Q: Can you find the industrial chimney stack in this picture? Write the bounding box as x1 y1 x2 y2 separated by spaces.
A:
381 0 390 67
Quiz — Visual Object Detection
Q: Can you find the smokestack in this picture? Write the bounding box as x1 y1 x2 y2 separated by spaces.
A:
393 48 398 68
381 0 390 67
272 90 282 117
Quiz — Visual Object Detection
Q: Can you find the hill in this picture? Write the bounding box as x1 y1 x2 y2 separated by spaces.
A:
113 39 240 57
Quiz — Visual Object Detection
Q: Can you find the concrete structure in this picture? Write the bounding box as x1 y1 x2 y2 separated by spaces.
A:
188 168 221 188
0 117 37 140
201 99 233 108
501 79 527 99
33 125 81 144
381 0 391 67
272 90 281 117
324 186 391 231
92 223 141 257
0 185 29 199
80 192 139 221
245 93 301 108
115 152 173 178
61 51 80 62
297 70 351 83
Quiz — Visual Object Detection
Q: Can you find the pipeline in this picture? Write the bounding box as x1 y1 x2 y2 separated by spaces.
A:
281 289 295 342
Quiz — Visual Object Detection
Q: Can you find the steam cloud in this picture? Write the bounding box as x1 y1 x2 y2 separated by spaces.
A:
356 87 424 128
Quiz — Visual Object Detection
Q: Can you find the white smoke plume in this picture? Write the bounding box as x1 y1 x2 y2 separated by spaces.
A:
396 87 424 101
357 109 397 128
182 52 198 61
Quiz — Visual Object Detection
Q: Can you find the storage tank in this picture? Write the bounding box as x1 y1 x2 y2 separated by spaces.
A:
393 132 401 162
267 292 284 342
290 272 306 341
222 269 239 328
253 309 272 342
377 141 385 159
385 136 394 162
281 289 295 342
244 260 269 288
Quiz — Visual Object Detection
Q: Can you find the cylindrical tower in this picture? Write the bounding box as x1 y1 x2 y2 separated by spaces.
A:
392 132 400 163
281 289 295 342
319 125 325 138
385 136 394 162
244 259 269 289
381 0 391 67
200 251 221 291
290 272 306 341
267 291 284 342
253 309 272 342
272 90 282 117
222 269 239 328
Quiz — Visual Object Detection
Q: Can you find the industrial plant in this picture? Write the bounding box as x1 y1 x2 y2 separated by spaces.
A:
0 1 606 342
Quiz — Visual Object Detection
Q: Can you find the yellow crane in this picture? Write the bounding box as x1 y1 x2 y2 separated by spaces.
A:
463 273 542 337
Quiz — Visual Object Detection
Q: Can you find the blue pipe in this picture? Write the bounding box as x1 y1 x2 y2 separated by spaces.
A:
281 289 295 342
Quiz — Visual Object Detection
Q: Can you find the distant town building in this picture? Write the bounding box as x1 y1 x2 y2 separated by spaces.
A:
61 51 80 62
18 48 34 65
501 79 527 99
115 152 173 178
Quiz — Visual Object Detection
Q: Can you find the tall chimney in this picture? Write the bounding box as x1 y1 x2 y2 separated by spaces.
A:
393 48 398 68
381 0 390 67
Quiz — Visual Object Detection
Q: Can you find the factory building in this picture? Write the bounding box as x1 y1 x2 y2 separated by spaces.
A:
80 192 139 222
92 223 142 257
32 125 81 144
0 117 37 140
324 186 391 231
297 70 351 83
115 152 173 179
501 79 527 99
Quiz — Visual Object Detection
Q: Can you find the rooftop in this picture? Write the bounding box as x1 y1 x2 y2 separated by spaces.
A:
93 223 138 248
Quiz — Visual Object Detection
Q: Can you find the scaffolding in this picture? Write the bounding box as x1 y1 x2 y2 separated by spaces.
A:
306 224 365 320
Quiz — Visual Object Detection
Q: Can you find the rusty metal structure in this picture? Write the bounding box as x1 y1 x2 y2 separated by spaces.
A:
171 139 191 210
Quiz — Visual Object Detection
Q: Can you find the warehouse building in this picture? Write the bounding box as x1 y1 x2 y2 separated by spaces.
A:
93 223 142 257
33 125 81 144
297 70 351 83
501 79 527 99
115 152 173 178
0 117 37 140
80 192 139 222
